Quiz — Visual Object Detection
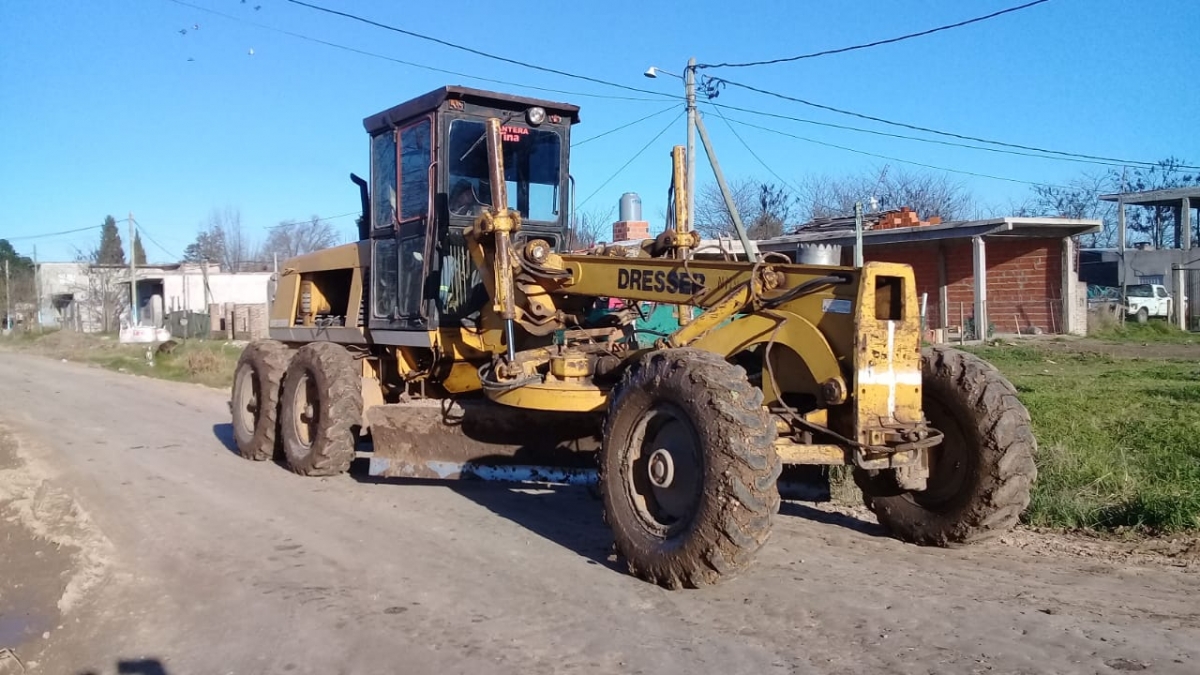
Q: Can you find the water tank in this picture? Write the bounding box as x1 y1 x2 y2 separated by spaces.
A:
619 192 642 222
795 243 842 266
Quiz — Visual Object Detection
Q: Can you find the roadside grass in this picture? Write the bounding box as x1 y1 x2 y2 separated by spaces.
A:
1 330 241 390
1089 320 1199 345
969 345 1200 533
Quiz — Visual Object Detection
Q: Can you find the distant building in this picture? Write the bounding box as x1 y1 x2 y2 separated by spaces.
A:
35 261 274 334
757 214 1101 338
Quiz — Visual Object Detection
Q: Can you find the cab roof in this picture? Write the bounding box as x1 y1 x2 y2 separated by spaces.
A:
363 85 581 135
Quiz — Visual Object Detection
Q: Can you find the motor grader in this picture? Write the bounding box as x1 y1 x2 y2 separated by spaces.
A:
230 85 1036 589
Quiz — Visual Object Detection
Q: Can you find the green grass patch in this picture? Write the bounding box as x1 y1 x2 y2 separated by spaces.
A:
1089 321 1199 344
2 331 241 389
970 345 1200 533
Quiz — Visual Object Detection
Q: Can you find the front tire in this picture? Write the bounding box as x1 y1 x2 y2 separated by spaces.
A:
600 349 781 589
279 342 362 476
1135 307 1149 323
857 346 1037 546
230 340 292 461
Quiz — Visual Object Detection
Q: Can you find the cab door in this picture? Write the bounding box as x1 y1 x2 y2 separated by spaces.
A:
369 116 433 331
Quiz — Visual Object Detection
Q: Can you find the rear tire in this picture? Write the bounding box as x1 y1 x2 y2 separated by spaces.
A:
857 346 1037 545
600 349 781 589
230 340 292 461
279 342 362 476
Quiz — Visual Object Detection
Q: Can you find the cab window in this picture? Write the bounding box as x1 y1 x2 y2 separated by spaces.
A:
370 131 397 230
398 118 432 221
446 119 561 222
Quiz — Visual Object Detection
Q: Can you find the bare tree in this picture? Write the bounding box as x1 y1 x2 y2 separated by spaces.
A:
182 207 260 272
694 178 759 238
564 206 615 250
261 215 341 263
797 166 975 223
1018 171 1119 247
71 248 127 333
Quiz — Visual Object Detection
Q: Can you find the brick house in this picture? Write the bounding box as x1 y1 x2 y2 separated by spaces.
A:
758 217 1101 337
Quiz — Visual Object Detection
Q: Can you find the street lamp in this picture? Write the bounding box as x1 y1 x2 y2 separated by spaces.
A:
643 59 697 236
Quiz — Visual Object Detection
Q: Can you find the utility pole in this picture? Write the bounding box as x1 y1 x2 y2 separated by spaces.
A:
32 245 41 331
854 202 864 267
685 57 696 234
4 259 10 332
129 212 139 326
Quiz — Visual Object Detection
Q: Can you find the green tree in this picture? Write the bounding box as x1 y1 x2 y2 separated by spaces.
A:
98 215 126 265
0 239 34 272
132 231 147 265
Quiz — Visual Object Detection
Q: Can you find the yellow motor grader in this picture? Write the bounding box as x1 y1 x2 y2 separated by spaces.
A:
230 85 1036 588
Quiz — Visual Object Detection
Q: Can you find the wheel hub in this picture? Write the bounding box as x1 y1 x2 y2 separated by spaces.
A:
647 448 675 488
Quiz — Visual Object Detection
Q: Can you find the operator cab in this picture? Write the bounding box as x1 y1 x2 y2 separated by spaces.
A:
360 85 580 332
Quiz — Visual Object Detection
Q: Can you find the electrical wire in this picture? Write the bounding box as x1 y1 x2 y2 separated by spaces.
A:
698 0 1053 69
572 104 681 147
132 221 180 260
714 109 1071 189
284 0 675 100
702 77 1200 171
163 0 671 103
704 100 1143 169
707 104 804 195
576 110 685 208
265 211 361 229
4 225 101 241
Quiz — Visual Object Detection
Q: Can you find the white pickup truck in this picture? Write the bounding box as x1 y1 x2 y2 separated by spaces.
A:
1125 283 1172 323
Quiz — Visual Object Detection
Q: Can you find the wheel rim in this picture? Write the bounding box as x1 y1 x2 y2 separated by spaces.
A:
912 394 973 508
290 370 318 449
233 365 259 438
625 402 703 537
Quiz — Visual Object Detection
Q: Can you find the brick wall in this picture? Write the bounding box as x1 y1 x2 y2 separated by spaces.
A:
863 237 1065 333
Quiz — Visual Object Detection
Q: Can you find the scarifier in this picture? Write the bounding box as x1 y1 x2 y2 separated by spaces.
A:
229 86 1037 588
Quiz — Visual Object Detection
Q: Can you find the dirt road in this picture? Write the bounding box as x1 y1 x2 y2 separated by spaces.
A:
0 352 1197 675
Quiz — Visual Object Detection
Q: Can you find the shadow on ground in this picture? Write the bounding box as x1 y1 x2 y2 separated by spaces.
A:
349 460 621 572
76 658 169 675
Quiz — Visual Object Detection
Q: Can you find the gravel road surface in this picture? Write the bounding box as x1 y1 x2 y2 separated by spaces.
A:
0 352 1196 675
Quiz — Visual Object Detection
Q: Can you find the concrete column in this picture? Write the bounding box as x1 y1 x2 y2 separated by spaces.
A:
937 244 949 330
1062 236 1080 335
1176 267 1188 331
972 236 987 341
1117 199 1126 252
1183 197 1192 250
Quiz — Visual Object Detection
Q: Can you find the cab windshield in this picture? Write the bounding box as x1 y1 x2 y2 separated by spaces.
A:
447 119 562 222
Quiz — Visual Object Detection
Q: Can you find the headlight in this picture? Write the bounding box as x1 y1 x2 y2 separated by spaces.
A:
526 106 546 126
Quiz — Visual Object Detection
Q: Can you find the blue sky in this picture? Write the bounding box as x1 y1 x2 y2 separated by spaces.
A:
1 0 1197 262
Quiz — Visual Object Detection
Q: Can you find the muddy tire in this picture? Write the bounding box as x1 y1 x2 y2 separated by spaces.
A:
856 346 1036 545
230 340 292 461
1135 307 1149 324
279 342 362 477
599 348 781 589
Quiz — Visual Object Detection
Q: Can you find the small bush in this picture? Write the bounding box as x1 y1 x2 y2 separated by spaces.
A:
182 348 224 377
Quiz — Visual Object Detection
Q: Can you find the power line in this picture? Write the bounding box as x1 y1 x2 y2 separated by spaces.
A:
132 221 180 260
702 77 1200 171
283 0 674 100
699 0 1053 69
4 225 101 242
572 105 681 147
715 109 1068 189
164 0 670 103
577 111 685 208
264 211 361 229
704 100 1139 169
707 104 804 196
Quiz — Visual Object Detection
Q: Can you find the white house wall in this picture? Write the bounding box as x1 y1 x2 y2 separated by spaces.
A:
161 272 273 313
